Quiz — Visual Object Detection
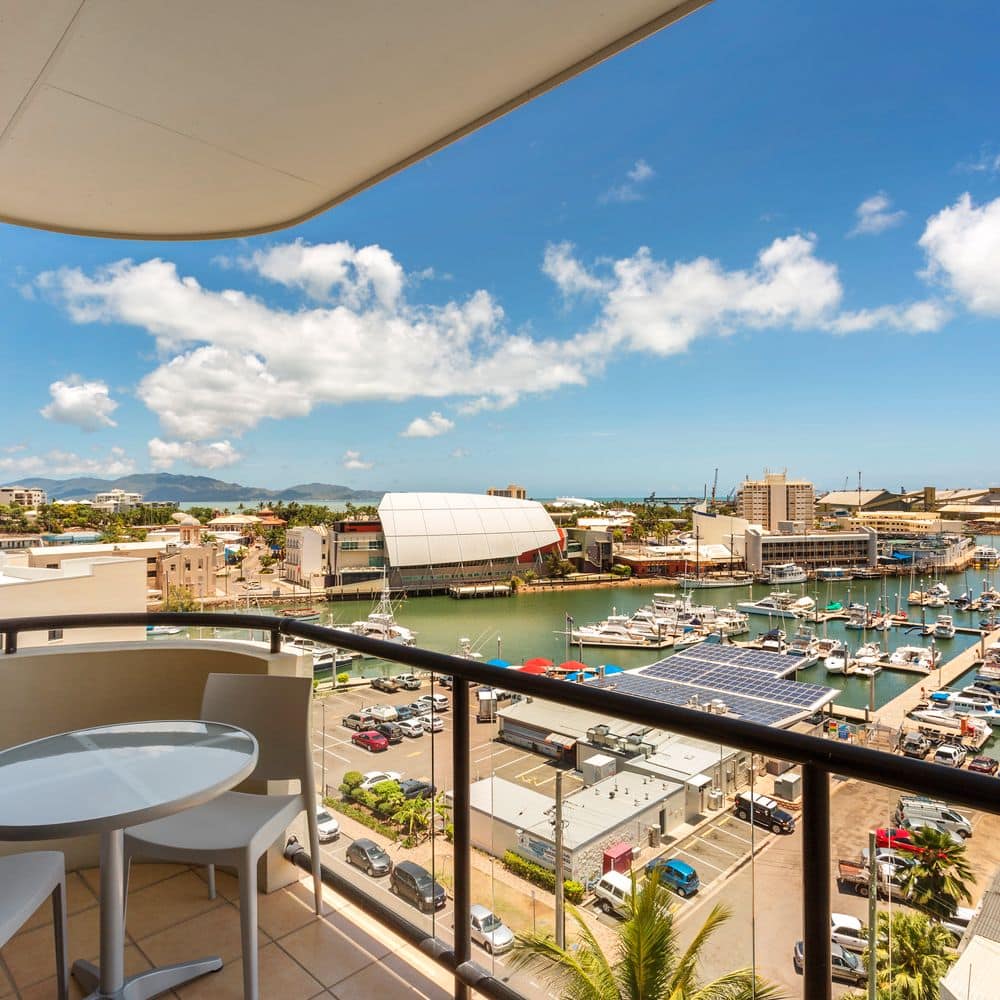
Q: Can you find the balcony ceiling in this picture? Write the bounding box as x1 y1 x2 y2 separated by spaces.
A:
0 0 708 240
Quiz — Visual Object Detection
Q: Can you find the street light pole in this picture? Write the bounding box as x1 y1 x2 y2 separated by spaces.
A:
321 700 327 798
554 771 566 949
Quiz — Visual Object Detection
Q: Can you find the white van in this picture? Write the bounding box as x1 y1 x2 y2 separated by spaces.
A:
593 871 633 918
895 797 973 839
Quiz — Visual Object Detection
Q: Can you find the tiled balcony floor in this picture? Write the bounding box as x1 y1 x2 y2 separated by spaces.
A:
0 863 454 999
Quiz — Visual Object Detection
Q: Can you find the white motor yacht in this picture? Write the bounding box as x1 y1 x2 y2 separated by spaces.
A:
889 645 939 672
933 615 957 639
350 579 416 647
767 562 808 585
737 591 814 620
823 641 851 674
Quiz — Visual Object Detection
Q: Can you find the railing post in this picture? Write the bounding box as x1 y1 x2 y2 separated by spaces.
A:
3 629 15 654
802 763 831 1000
451 677 472 1000
269 627 281 654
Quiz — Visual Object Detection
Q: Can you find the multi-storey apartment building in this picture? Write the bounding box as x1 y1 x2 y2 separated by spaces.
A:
283 526 330 588
486 484 527 500
0 486 47 507
736 470 815 530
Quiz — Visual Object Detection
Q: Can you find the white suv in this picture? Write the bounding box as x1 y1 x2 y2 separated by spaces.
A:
593 871 633 918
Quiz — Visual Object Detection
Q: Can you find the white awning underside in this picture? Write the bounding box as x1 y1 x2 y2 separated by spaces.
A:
378 493 560 568
0 0 708 239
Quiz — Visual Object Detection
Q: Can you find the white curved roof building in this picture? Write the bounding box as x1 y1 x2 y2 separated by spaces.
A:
378 493 562 569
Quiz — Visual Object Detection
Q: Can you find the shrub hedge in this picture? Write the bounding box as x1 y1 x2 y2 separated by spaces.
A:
502 850 584 904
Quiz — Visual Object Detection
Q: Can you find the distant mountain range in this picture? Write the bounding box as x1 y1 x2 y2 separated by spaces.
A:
3 473 383 504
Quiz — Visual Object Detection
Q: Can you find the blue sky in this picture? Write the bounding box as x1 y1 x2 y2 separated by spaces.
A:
2 0 999 498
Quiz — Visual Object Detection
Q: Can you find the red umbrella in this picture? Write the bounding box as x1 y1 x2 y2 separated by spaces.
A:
557 661 589 672
520 657 553 673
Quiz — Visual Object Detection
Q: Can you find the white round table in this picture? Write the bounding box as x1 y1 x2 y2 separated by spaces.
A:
0 720 258 999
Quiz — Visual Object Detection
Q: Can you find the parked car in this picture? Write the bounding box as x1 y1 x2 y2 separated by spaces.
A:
733 791 795 834
901 818 963 845
424 714 444 733
399 779 436 800
345 837 391 876
352 730 390 753
860 847 916 878
830 913 866 952
644 857 700 897
342 712 375 731
933 744 967 768
397 718 425 738
436 674 454 689
395 705 417 722
393 673 422 691
593 871 633 918
895 797 973 838
900 732 931 758
874 827 919 852
316 808 340 843
470 904 515 955
792 941 866 986
390 860 447 912
969 755 999 775
375 722 404 744
416 693 449 713
359 770 402 791
409 701 432 717
369 704 399 723
370 676 399 693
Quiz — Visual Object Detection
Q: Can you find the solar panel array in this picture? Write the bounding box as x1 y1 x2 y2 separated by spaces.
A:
669 643 797 677
593 642 837 727
590 673 797 727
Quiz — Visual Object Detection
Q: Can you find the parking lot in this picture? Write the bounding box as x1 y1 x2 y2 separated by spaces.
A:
588 807 769 927
309 673 582 800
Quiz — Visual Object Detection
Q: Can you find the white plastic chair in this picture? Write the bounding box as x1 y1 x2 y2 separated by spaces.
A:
123 674 322 1000
0 851 69 1000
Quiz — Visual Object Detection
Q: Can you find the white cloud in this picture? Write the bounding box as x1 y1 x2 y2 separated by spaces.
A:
342 450 373 470
40 376 118 430
956 148 1000 174
849 192 906 237
38 245 587 440
0 448 135 479
600 159 656 204
919 193 1000 314
401 411 455 438
542 242 607 298
148 438 242 470
36 227 954 451
553 233 948 352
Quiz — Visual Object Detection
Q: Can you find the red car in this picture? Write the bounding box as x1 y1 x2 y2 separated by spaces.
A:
352 730 389 753
969 756 999 775
874 827 919 853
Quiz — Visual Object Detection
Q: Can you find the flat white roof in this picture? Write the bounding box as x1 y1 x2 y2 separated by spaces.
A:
28 541 169 557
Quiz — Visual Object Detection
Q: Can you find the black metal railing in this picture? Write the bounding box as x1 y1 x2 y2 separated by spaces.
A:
4 610 1000 1000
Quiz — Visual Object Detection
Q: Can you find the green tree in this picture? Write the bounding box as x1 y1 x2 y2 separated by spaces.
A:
867 910 955 1000
163 585 198 611
393 796 430 839
510 874 784 1000
902 826 974 919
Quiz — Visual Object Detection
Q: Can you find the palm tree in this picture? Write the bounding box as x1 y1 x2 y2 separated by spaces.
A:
901 826 973 919
509 872 784 999
867 910 954 1000
393 796 429 839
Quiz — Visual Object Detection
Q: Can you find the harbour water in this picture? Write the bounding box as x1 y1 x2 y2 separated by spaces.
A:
217 566 997 712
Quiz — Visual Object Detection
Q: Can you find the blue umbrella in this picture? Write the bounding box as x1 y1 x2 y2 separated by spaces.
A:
602 664 624 675
486 658 510 668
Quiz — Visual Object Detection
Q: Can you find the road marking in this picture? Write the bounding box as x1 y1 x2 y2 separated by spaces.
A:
691 835 743 860
406 751 422 758
676 852 725 875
